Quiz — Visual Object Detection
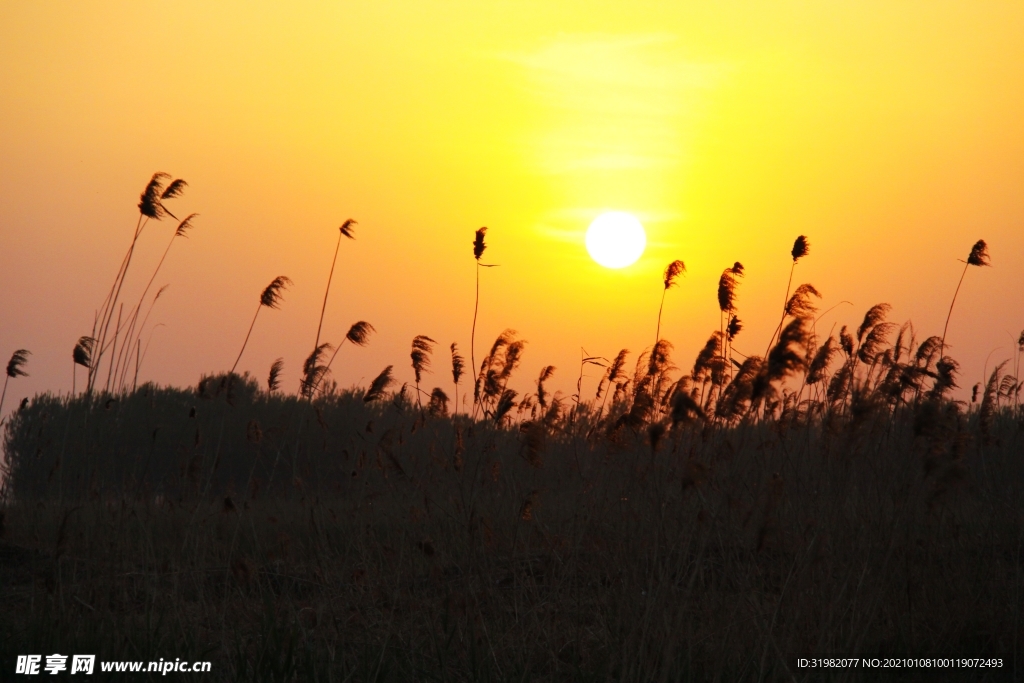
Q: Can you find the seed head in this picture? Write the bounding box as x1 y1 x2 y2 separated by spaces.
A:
267 358 284 392
138 172 171 219
791 235 810 262
345 321 375 346
663 260 686 290
473 227 488 261
339 219 357 239
364 366 395 402
717 262 743 313
411 335 437 384
160 178 188 201
6 349 30 378
450 343 465 385
967 239 990 266
260 276 292 309
175 213 199 238
727 316 743 342
73 337 95 368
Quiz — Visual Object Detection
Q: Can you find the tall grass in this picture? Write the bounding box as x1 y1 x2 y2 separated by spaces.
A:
231 276 292 376
0 349 30 425
2 176 1021 680
3 378 1022 681
655 259 685 348
312 220 357 354
88 173 187 395
941 238 990 357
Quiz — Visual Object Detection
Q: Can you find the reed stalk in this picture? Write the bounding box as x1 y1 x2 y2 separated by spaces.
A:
656 260 685 348
766 236 809 355
0 349 30 424
312 220 356 364
470 228 489 417
231 277 291 377
940 240 990 358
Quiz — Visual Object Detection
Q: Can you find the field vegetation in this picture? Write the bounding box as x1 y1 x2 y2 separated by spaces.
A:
1 174 1022 681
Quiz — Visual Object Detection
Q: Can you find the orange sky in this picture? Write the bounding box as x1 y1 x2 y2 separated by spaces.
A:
1 1 1023 413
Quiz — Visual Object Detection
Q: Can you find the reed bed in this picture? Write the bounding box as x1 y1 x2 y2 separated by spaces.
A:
1 173 1022 681
2 375 1023 681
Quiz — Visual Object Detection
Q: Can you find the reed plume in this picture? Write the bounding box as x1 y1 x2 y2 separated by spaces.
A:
73 337 95 367
928 357 960 399
72 337 95 396
475 329 518 414
717 262 743 314
311 219 357 376
941 239 990 356
536 365 556 411
716 262 744 375
594 349 628 421
411 335 437 406
755 317 814 410
363 366 395 402
315 321 376 395
655 260 686 348
493 389 518 424
0 349 30 422
450 343 465 414
979 361 1007 440
766 236 810 354
300 343 334 399
727 316 742 341
807 336 838 385
428 387 449 417
267 358 284 393
670 388 705 427
90 173 186 394
230 276 291 377
784 284 821 318
717 356 762 421
470 227 497 415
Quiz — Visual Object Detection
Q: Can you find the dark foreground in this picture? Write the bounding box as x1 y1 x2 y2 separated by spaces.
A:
1 384 1022 682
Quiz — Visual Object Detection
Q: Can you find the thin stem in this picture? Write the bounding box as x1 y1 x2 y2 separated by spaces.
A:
312 339 349 397
106 303 124 392
92 217 147 394
655 287 667 348
117 230 179 389
940 262 970 359
766 261 797 356
230 304 263 376
0 375 9 423
133 341 140 391
313 231 343 357
471 262 480 417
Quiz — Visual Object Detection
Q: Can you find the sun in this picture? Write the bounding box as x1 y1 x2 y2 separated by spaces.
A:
585 212 647 269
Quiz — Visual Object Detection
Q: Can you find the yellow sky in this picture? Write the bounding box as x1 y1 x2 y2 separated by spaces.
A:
1 1 1023 409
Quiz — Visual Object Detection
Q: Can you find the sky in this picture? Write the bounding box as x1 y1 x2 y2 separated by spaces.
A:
1 1 1023 414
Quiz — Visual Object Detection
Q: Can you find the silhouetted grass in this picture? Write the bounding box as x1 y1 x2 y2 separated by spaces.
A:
1 175 1021 681
2 374 1024 681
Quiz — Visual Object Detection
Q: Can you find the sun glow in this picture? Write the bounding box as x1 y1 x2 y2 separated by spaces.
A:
585 212 647 269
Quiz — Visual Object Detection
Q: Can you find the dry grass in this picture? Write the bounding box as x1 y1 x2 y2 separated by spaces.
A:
2 379 1023 681
1 176 1021 680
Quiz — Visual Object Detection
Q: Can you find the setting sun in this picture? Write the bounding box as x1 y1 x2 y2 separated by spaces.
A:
584 211 647 269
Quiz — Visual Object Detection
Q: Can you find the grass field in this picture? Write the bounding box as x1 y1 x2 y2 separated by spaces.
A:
1 374 1021 681
1 176 1021 680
